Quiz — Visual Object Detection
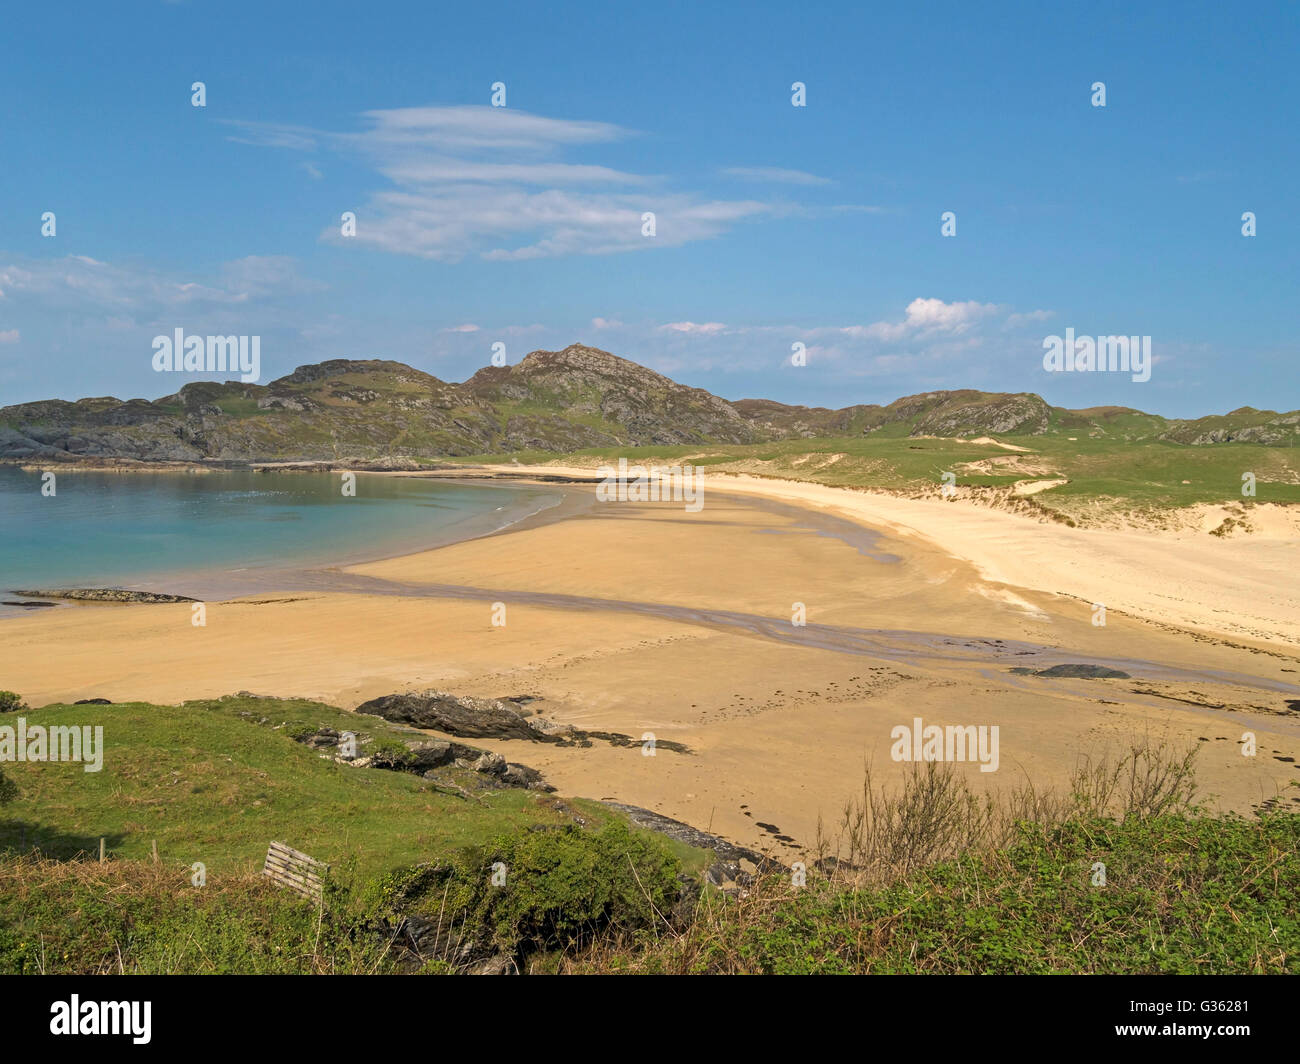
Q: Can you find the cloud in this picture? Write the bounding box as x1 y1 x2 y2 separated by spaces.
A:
381 159 649 186
0 255 321 314
1006 309 1054 327
218 256 326 298
722 167 834 186
591 317 623 329
222 121 321 151
227 105 782 262
0 329 18 344
660 321 728 335
836 298 1002 342
442 323 480 333
350 106 629 155
302 162 323 180
611 299 1056 382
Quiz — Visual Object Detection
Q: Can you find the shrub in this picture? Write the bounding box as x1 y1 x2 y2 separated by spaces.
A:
0 692 27 714
369 820 682 966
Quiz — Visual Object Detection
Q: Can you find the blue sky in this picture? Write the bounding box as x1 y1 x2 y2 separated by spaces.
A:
1 0 1296 416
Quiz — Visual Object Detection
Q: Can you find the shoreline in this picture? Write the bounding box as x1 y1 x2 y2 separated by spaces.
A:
0 473 586 616
373 462 1300 654
3 462 1299 848
9 459 1299 654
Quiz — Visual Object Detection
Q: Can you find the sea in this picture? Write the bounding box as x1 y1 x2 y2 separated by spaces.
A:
0 467 562 617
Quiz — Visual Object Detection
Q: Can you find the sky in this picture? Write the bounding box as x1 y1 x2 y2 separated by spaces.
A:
0 0 1296 417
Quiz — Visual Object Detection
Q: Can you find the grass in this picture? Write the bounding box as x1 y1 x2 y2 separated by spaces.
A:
452 432 1300 523
0 818 687 974
579 813 1299 974
571 743 1299 974
3 725 1296 974
0 695 706 882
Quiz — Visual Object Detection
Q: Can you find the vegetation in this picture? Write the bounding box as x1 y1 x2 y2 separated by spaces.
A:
464 431 1300 526
0 691 27 713
3 715 1296 974
0 820 683 975
579 813 1298 974
0 695 704 881
5 349 1298 520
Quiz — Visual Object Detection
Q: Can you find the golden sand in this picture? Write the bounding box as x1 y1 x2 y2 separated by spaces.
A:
3 471 1297 855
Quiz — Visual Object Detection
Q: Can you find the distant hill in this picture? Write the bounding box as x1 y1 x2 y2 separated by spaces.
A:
2 343 1296 463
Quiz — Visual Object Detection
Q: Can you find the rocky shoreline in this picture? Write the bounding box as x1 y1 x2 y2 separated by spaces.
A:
11 589 198 604
355 689 691 752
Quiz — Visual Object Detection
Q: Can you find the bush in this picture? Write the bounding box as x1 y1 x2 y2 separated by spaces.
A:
0 692 27 714
369 820 682 965
366 738 417 770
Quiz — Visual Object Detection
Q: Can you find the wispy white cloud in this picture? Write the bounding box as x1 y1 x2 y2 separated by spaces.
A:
381 159 650 186
0 254 321 314
722 166 834 186
1005 309 1053 327
227 105 782 262
620 299 1056 381
659 321 729 335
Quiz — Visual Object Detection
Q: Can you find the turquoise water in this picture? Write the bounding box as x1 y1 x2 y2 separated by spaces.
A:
0 468 560 606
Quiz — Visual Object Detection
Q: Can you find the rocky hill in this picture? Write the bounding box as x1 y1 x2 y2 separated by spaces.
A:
1 343 1296 463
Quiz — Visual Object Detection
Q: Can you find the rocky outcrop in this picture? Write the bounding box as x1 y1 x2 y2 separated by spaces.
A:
601 802 780 886
355 690 691 754
288 724 554 792
465 344 759 447
1010 663 1131 679
354 691 553 741
11 588 198 603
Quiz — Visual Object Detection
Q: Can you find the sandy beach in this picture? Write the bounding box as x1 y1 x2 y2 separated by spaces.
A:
3 468 1298 856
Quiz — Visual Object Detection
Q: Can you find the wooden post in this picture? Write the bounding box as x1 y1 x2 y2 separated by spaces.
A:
99 837 105 863
151 839 159 864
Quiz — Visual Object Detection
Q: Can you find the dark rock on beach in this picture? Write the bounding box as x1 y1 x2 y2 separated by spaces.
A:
601 801 780 886
1010 663 1132 679
356 689 692 754
286 722 553 792
355 690 555 741
12 588 198 604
